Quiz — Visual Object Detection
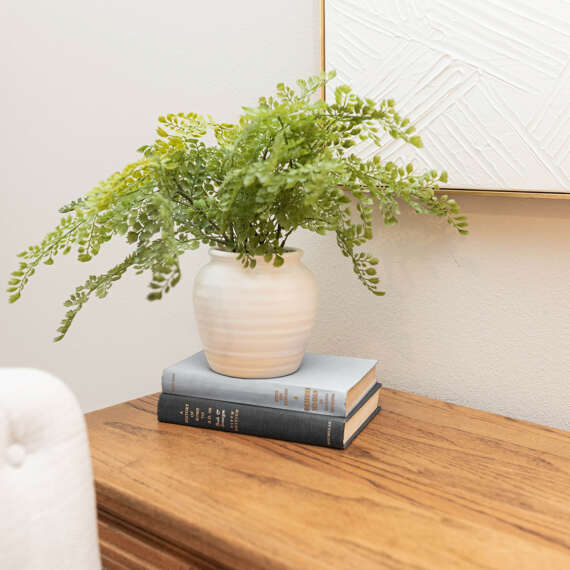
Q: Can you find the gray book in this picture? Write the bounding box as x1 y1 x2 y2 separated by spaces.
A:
162 351 378 417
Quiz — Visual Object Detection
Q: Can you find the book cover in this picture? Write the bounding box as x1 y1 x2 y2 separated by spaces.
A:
157 383 381 449
162 351 378 417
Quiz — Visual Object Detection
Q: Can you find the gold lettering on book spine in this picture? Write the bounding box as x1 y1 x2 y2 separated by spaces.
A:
229 407 240 432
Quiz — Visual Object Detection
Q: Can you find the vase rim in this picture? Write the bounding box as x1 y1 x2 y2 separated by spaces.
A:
208 247 303 261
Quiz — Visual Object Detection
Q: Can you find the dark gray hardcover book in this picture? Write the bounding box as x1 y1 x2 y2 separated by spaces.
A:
162 351 378 417
157 384 382 449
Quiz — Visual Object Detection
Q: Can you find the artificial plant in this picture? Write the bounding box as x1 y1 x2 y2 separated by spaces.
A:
7 72 467 340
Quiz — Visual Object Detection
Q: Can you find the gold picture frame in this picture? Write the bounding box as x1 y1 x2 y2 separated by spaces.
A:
320 0 570 199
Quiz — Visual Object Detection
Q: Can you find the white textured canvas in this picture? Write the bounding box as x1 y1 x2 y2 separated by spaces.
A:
325 0 570 192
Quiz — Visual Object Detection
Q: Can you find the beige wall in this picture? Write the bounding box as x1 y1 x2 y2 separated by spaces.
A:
300 196 570 430
2 1 569 429
0 0 320 410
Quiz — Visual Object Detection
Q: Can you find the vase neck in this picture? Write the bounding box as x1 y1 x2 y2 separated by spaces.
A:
208 248 303 267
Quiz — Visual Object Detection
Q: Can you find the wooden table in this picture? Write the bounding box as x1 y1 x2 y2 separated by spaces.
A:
86 389 570 569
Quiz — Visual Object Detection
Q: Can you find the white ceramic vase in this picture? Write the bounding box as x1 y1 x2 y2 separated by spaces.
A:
193 248 317 378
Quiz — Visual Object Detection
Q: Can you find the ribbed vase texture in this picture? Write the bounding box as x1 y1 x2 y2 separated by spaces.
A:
193 248 318 378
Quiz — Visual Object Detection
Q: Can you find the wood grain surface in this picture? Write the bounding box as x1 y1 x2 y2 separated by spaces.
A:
86 388 570 569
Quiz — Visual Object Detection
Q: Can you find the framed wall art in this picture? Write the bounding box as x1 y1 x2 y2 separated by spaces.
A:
322 0 570 197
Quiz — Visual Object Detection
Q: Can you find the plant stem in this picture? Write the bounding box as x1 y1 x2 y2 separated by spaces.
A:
280 228 295 248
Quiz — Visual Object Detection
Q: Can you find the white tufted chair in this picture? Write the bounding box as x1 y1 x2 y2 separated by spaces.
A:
0 368 101 569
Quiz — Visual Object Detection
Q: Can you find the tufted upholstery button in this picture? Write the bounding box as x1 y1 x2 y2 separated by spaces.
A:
6 443 26 467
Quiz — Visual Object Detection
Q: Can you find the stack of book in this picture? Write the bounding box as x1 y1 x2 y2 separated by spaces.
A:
157 352 381 449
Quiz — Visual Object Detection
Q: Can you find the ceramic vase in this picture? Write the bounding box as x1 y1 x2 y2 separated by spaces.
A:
193 248 317 378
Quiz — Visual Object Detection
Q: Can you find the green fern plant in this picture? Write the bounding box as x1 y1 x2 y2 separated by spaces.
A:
7 72 467 341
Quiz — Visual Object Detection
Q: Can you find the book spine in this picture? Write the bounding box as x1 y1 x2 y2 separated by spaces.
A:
162 370 346 416
157 393 345 448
